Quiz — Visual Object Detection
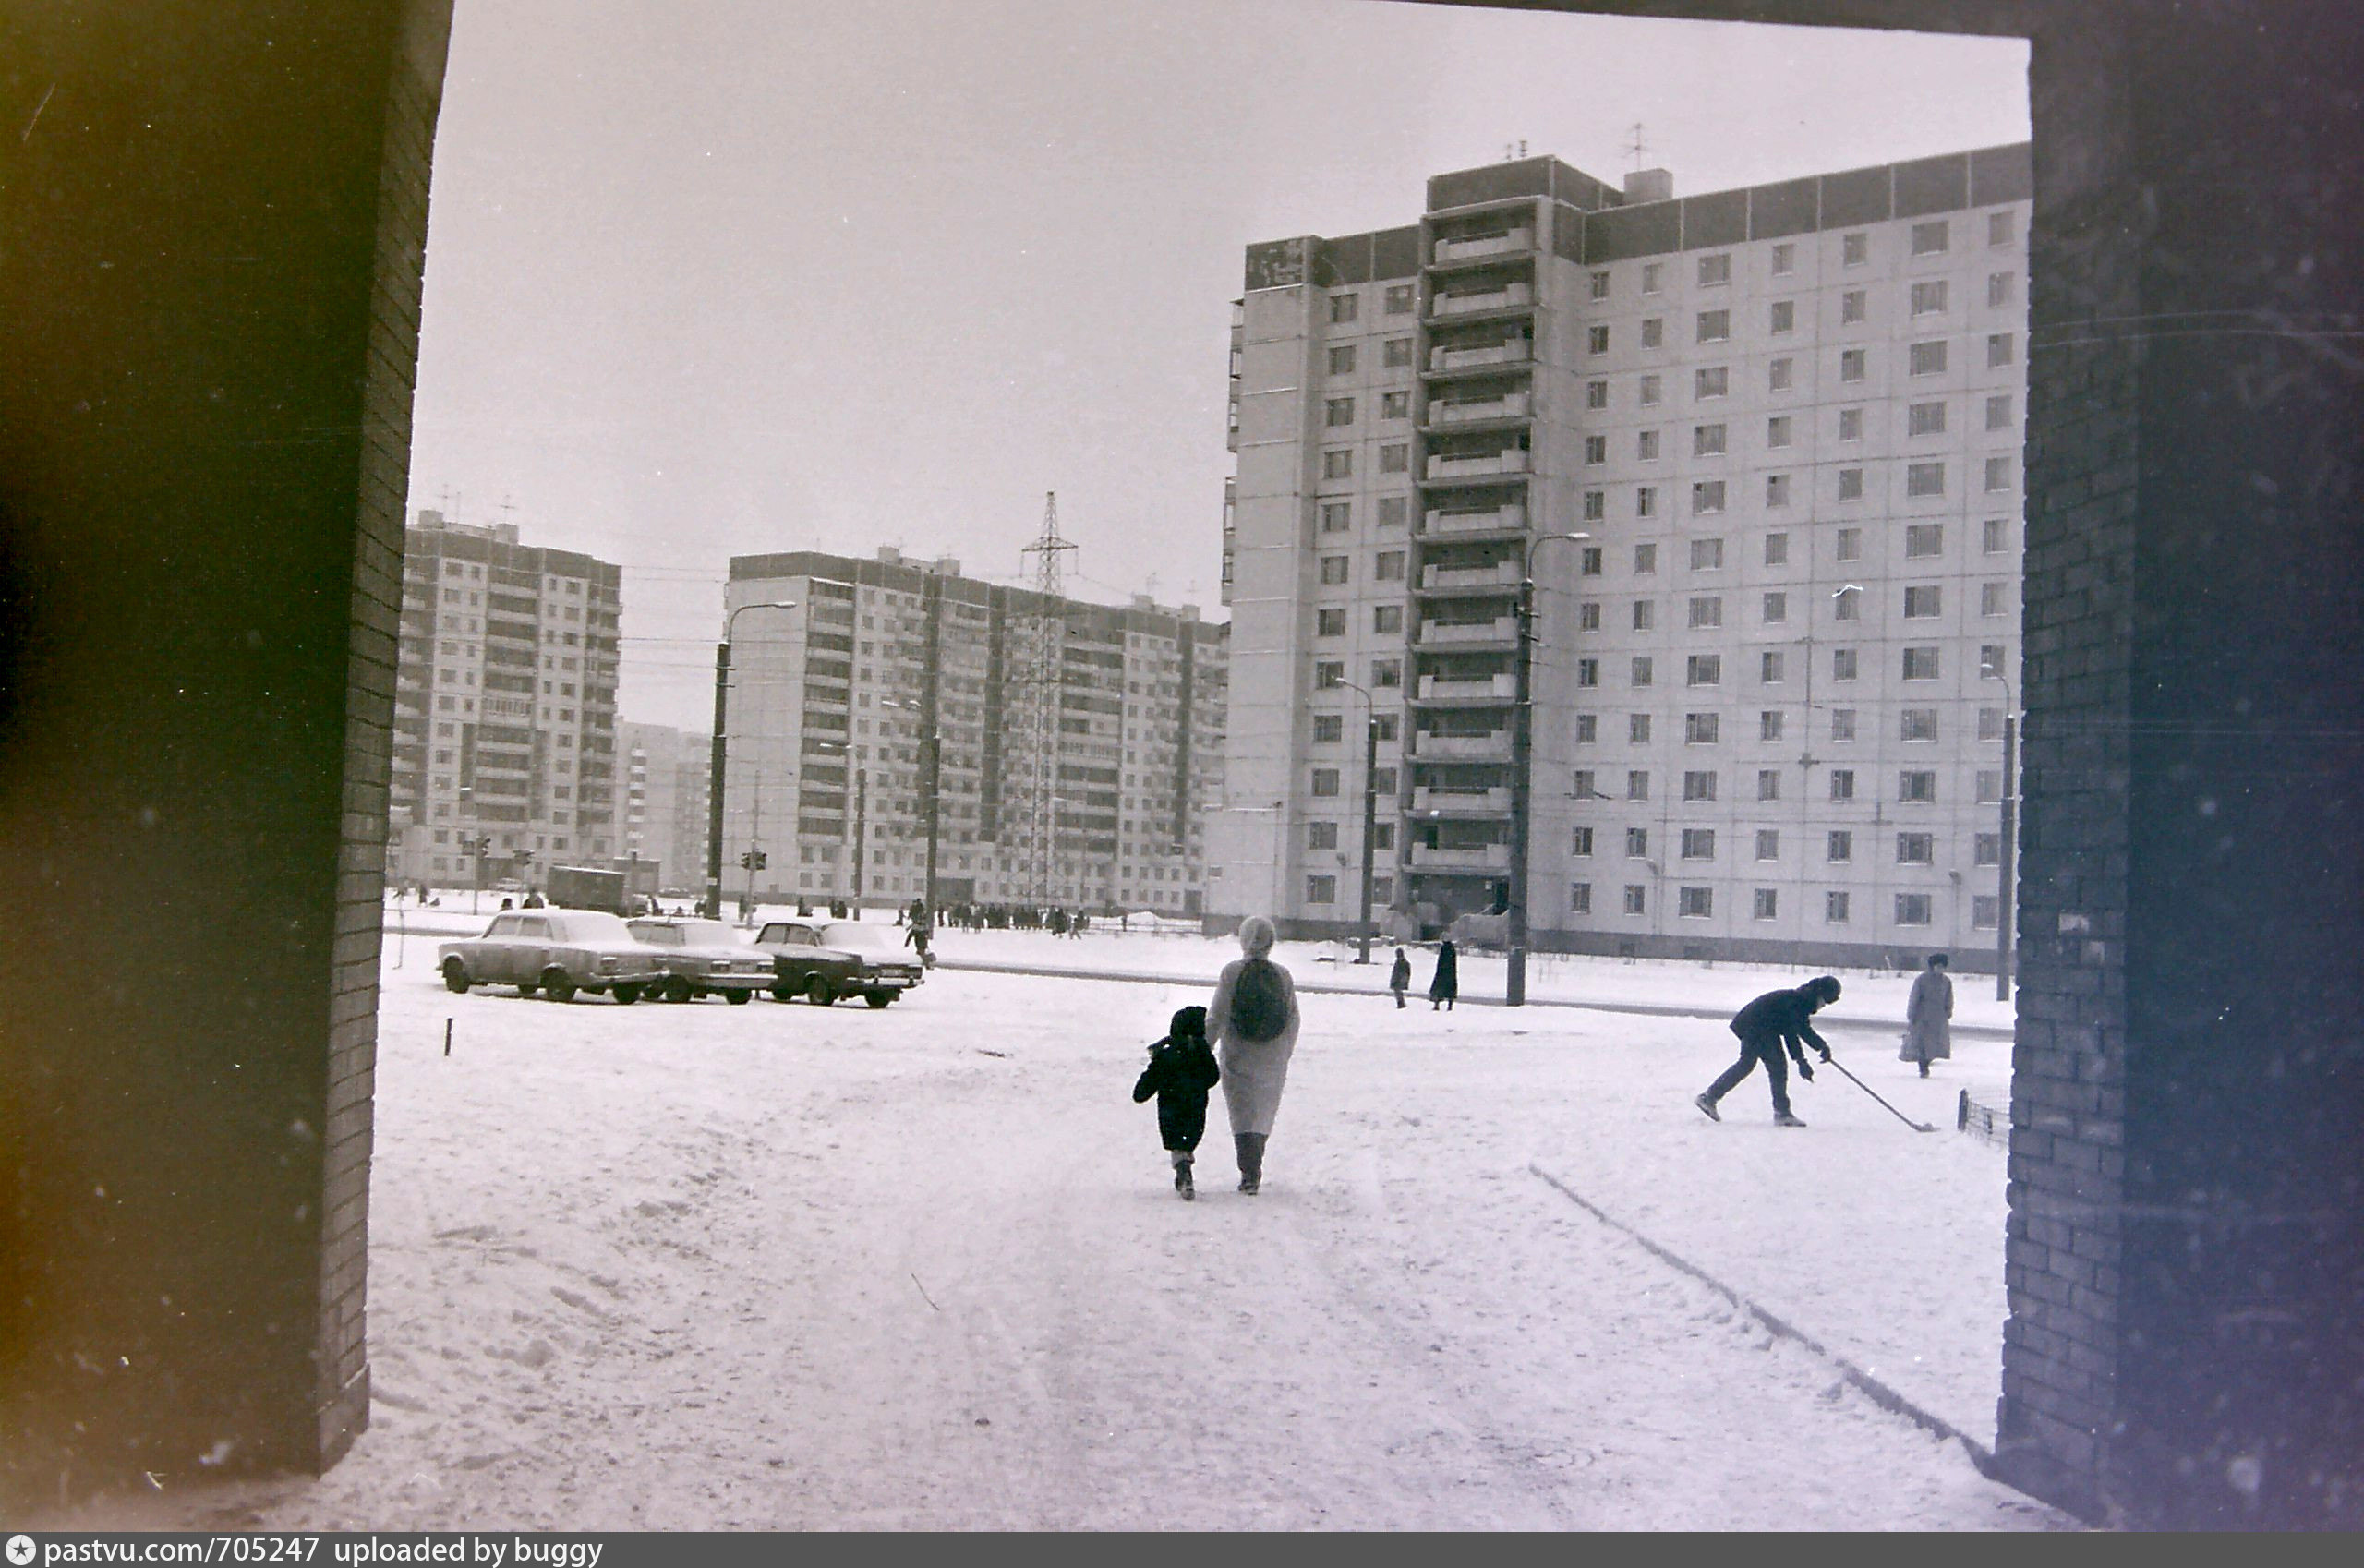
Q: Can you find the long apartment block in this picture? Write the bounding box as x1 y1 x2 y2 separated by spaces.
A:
722 549 1227 915
389 511 624 889
1210 144 2032 967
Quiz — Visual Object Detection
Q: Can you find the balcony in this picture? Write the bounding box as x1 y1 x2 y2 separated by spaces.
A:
1428 341 1530 375
1414 730 1512 760
1416 672 1516 703
1425 449 1528 481
1407 842 1512 871
1419 561 1520 592
1418 616 1516 648
1429 390 1531 427
1429 282 1534 320
1431 227 1534 266
1422 503 1527 538
1412 785 1512 814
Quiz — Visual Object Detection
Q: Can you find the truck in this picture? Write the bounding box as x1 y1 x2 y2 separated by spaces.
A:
546 863 627 915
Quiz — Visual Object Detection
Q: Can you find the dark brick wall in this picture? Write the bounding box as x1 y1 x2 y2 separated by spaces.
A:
0 1 452 1502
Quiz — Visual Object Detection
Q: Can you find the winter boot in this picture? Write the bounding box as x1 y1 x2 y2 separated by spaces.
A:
1693 1092 1721 1123
1174 1156 1195 1200
1235 1132 1265 1194
1773 1110 1808 1128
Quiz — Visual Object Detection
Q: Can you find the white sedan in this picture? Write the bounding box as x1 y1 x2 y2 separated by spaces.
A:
437 909 664 1004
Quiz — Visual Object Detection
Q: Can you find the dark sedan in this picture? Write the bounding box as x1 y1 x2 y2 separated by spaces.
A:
624 917 776 1004
752 918 926 1007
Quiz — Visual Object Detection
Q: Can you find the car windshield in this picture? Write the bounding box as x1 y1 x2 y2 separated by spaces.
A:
628 923 682 946
678 920 747 947
549 911 634 944
822 923 900 954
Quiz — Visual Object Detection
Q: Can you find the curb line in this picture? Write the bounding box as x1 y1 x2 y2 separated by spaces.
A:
1526 1159 2001 1477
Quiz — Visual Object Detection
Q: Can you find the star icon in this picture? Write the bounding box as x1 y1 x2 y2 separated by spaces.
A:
6 1534 38 1566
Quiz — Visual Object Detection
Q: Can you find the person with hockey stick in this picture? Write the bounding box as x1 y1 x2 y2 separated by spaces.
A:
1694 974 1842 1128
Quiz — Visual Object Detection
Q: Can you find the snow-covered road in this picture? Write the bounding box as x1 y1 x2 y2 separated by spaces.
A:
226 952 2067 1530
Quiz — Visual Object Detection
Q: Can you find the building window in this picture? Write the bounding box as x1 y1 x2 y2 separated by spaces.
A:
1385 283 1416 314
1690 537 1724 570
1909 400 1948 436
1904 585 1943 618
1752 887 1779 921
1832 644 1863 681
1375 714 1399 742
1683 769 1718 802
1771 241 1795 275
1315 660 1345 687
1698 253 1731 286
1320 501 1351 533
1320 554 1350 585
1372 604 1403 634
1901 707 1939 742
1574 714 1598 744
1627 771 1651 802
1307 874 1337 904
1693 422 1728 457
1989 211 2016 246
1680 827 1717 860
1586 379 1610 409
1756 768 1781 802
1767 415 1793 449
1821 830 1852 865
1984 455 2015 492
1839 348 1867 382
1309 819 1339 847
1583 489 1607 521
1975 831 2002 866
1576 658 1600 689
1572 768 1598 800
1838 468 1864 501
1630 657 1654 687
1626 826 1649 859
1373 549 1405 583
1686 597 1723 631
1637 429 1661 461
1831 708 1857 742
1761 703 1786 737
1755 833 1782 871
1371 766 1396 794
1579 601 1602 632
1679 887 1714 919
1330 293 1358 323
1829 769 1857 802
1580 546 1605 575
1323 450 1353 479
1634 543 1657 574
1910 280 1948 315
1977 706 2004 742
1896 892 1934 926
1629 713 1653 743
1589 269 1611 300
1983 517 2009 555
1371 875 1394 903
1760 649 1786 684
1692 481 1727 515
1842 231 1869 266
1588 324 1610 355
1380 444 1409 474
1769 299 1795 333
1902 646 1941 681
1910 219 1950 255
1896 831 1936 864
1641 318 1664 349
1573 826 1595 856
1624 885 1647 915
1972 894 2001 930
1684 711 1720 744
1695 365 1730 399
1378 496 1409 527
1839 406 1865 441
1381 390 1410 419
1909 340 1949 375
1988 332 2016 367
1585 434 1609 466
1641 262 1662 294
1906 522 1945 557
1841 288 1867 325
1696 309 1731 344
1836 526 1863 561
1762 591 1789 624
1764 532 1790 567
1987 271 2016 308
1980 581 2008 618
1325 396 1355 427
1639 373 1662 405
1635 486 1658 519
1977 769 2004 804
1371 657 1402 689
1317 608 1345 636
1826 890 1851 923
1384 337 1414 368
1570 882 1593 914
1768 356 1794 392
1985 393 2014 431
1310 768 1341 798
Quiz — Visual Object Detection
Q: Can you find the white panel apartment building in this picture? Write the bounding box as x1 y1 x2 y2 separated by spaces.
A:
1209 145 2031 967
719 549 1226 915
619 719 711 896
388 511 622 890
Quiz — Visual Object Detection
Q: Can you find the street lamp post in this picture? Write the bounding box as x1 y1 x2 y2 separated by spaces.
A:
1983 658 2019 1002
1324 674 1383 963
705 599 796 921
1507 532 1592 1007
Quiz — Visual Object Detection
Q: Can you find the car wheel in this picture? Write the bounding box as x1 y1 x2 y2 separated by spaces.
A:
768 983 793 1003
725 990 752 1006
664 975 696 1005
515 982 537 997
540 969 576 1004
611 983 643 1006
865 991 893 1008
441 958 471 994
806 977 836 1007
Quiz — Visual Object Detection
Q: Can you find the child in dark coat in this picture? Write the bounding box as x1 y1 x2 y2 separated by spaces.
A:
1133 1005 1221 1200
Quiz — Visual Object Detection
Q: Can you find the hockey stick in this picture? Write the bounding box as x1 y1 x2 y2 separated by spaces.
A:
1823 1055 1939 1132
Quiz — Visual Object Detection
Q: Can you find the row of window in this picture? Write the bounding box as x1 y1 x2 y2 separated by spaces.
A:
1590 273 2019 349
1583 330 2018 379
1579 456 2016 519
1559 884 2004 928
1575 706 2013 745
1574 583 2014 629
1568 519 2015 576
1565 764 2007 804
1586 396 2017 463
1572 643 2009 689
1574 825 2007 863
1577 214 2019 306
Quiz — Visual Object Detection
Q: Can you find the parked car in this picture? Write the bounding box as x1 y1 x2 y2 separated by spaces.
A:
624 916 774 1004
752 918 926 1007
437 909 663 1004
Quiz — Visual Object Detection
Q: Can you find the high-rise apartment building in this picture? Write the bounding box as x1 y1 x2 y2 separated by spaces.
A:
1211 144 2031 966
619 720 711 895
721 549 1226 914
388 511 623 890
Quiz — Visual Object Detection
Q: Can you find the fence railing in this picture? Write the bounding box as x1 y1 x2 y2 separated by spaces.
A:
1957 1089 2009 1150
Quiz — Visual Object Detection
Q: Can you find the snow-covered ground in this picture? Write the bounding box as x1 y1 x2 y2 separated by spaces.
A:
162 923 2064 1530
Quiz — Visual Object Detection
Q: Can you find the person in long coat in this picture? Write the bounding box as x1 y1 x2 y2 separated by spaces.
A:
1902 952 1954 1076
1207 915 1300 1194
1428 939 1459 1010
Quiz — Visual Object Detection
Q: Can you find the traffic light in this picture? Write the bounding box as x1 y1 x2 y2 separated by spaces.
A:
740 849 767 871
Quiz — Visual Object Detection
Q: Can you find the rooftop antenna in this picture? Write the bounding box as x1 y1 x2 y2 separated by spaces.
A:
1502 139 1528 162
1624 121 1650 172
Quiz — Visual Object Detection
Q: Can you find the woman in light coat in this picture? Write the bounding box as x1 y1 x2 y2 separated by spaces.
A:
1901 952 1954 1076
1207 915 1301 1194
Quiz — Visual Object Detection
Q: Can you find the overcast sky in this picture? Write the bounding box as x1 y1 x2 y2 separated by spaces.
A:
408 0 2030 731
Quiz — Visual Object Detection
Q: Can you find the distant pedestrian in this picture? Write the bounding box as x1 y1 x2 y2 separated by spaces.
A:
1902 954 1954 1078
1133 1005 1220 1200
499 896 514 911
1429 940 1459 1011
522 890 545 909
1695 976 1841 1128
1209 916 1301 1195
1389 947 1412 1008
